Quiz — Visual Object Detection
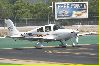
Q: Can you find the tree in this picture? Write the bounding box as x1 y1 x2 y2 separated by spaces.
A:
30 3 51 19
88 0 98 13
12 0 32 19
0 0 13 19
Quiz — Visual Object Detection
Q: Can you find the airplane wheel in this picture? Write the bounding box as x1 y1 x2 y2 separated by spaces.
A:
72 45 75 47
35 42 44 49
72 45 81 47
61 46 67 48
35 46 42 49
58 44 67 48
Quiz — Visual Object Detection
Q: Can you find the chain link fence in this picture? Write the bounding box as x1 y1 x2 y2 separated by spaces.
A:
0 15 98 36
0 16 98 27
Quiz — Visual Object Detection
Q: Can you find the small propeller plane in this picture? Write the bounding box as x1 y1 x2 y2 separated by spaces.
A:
5 19 79 48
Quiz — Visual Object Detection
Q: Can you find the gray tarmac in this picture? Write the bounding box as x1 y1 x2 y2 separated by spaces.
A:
0 44 99 64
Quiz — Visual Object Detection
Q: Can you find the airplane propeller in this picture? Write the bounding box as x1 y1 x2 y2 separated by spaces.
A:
76 34 79 44
71 31 79 47
75 33 81 47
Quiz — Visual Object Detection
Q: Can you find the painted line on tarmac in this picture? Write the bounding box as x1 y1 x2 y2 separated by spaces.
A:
0 58 71 64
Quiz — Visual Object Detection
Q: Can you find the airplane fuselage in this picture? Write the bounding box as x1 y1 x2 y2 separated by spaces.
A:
5 19 79 48
21 27 77 41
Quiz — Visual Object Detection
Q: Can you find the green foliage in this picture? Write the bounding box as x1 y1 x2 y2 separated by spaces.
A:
0 0 13 19
0 0 52 20
88 0 98 13
12 0 32 19
30 3 51 18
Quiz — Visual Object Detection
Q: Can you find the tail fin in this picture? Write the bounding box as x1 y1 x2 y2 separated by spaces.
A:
5 19 19 36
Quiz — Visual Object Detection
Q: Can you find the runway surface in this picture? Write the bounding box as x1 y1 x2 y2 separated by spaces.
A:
0 44 98 64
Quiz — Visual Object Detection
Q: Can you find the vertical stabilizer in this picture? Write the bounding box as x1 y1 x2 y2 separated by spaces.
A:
5 19 19 36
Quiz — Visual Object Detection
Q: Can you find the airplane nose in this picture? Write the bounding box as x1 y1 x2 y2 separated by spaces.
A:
70 30 79 35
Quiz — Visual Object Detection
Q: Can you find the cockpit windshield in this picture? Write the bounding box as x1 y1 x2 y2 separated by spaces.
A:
53 25 64 31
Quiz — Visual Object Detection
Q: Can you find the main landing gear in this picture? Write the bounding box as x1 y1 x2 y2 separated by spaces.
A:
58 40 68 48
35 39 44 49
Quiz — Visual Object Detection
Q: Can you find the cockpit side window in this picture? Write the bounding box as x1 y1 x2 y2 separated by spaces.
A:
53 25 58 31
53 25 64 31
45 26 51 32
37 27 44 32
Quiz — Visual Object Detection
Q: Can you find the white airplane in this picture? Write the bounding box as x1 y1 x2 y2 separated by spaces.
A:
5 19 79 48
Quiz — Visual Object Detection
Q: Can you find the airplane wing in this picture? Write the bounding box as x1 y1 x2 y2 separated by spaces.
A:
22 34 57 41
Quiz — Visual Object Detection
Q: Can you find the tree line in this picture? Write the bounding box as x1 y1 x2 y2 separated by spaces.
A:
0 0 98 20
